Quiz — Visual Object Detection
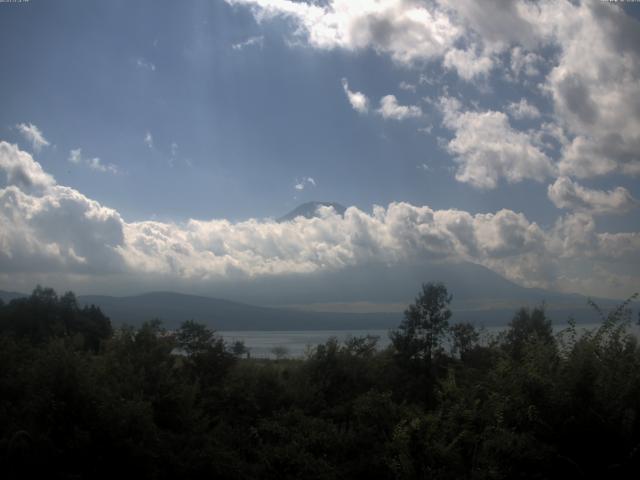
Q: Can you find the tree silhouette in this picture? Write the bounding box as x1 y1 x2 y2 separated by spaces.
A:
391 282 452 363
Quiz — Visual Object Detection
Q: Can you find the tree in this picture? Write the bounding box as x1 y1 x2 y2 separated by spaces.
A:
0 287 111 350
176 320 217 356
391 282 452 363
176 320 235 385
271 345 289 360
450 322 479 360
231 340 249 358
505 306 553 359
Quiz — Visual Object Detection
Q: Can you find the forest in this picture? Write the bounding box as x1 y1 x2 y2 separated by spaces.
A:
1 284 639 479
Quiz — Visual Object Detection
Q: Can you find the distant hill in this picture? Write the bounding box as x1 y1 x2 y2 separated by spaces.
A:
196 260 625 323
277 201 346 222
64 289 636 330
1 258 633 331
0 290 26 303
76 292 399 331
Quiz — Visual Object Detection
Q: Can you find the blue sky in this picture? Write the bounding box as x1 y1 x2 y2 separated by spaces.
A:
0 0 639 300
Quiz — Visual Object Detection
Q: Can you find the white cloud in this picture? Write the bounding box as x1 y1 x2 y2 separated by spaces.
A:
0 141 638 298
136 58 156 71
541 1 640 179
0 144 124 273
341 78 369 114
398 81 416 92
87 157 119 174
294 177 316 191
68 148 82 164
16 123 50 152
67 148 119 174
443 45 493 81
507 98 541 120
228 0 640 183
0 141 55 190
377 95 422 120
0 185 126 274
226 0 461 66
548 177 637 215
232 35 264 50
144 131 153 148
439 97 555 189
509 46 542 79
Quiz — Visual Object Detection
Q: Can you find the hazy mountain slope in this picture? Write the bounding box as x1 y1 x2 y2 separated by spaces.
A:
1 284 630 331
77 292 400 330
0 290 27 303
199 260 608 310
76 289 625 331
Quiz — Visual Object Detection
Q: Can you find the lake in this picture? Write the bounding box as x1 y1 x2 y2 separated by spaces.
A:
220 329 391 358
220 322 629 358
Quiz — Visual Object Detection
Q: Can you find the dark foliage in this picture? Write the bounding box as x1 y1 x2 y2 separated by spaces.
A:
0 286 111 351
1 285 639 479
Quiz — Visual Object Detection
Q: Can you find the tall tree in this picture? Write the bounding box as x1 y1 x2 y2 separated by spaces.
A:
391 282 452 363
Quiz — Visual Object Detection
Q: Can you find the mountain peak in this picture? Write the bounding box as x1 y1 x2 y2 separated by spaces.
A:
277 201 347 222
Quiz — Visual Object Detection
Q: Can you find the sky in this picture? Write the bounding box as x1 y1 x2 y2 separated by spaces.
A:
0 0 639 300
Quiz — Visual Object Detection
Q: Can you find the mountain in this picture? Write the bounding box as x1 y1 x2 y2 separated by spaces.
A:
0 290 26 303
277 201 346 222
0 281 631 331
68 285 634 330
76 292 399 331
189 260 622 320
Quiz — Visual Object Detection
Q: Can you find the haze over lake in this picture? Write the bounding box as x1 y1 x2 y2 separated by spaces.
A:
219 322 638 358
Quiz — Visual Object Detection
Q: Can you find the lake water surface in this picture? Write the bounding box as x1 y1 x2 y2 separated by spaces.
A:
220 322 628 358
220 330 390 358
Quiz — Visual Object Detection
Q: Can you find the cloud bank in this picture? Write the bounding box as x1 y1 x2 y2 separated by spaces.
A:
1 141 637 298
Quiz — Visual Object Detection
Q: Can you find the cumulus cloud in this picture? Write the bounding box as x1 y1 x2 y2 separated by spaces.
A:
1 142 638 297
68 148 119 174
437 1 640 179
16 123 50 152
508 46 542 79
225 0 461 65
439 97 555 189
294 177 316 191
437 0 543 51
443 45 493 81
136 58 156 71
229 1 640 183
341 78 369 114
0 141 55 190
540 1 640 179
144 131 153 148
232 35 264 50
0 143 125 274
0 185 126 274
398 81 416 92
507 98 541 120
68 148 82 164
548 177 637 215
377 95 422 120
87 158 119 174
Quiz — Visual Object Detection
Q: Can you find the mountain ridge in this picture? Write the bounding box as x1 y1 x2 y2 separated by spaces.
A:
1 282 629 331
